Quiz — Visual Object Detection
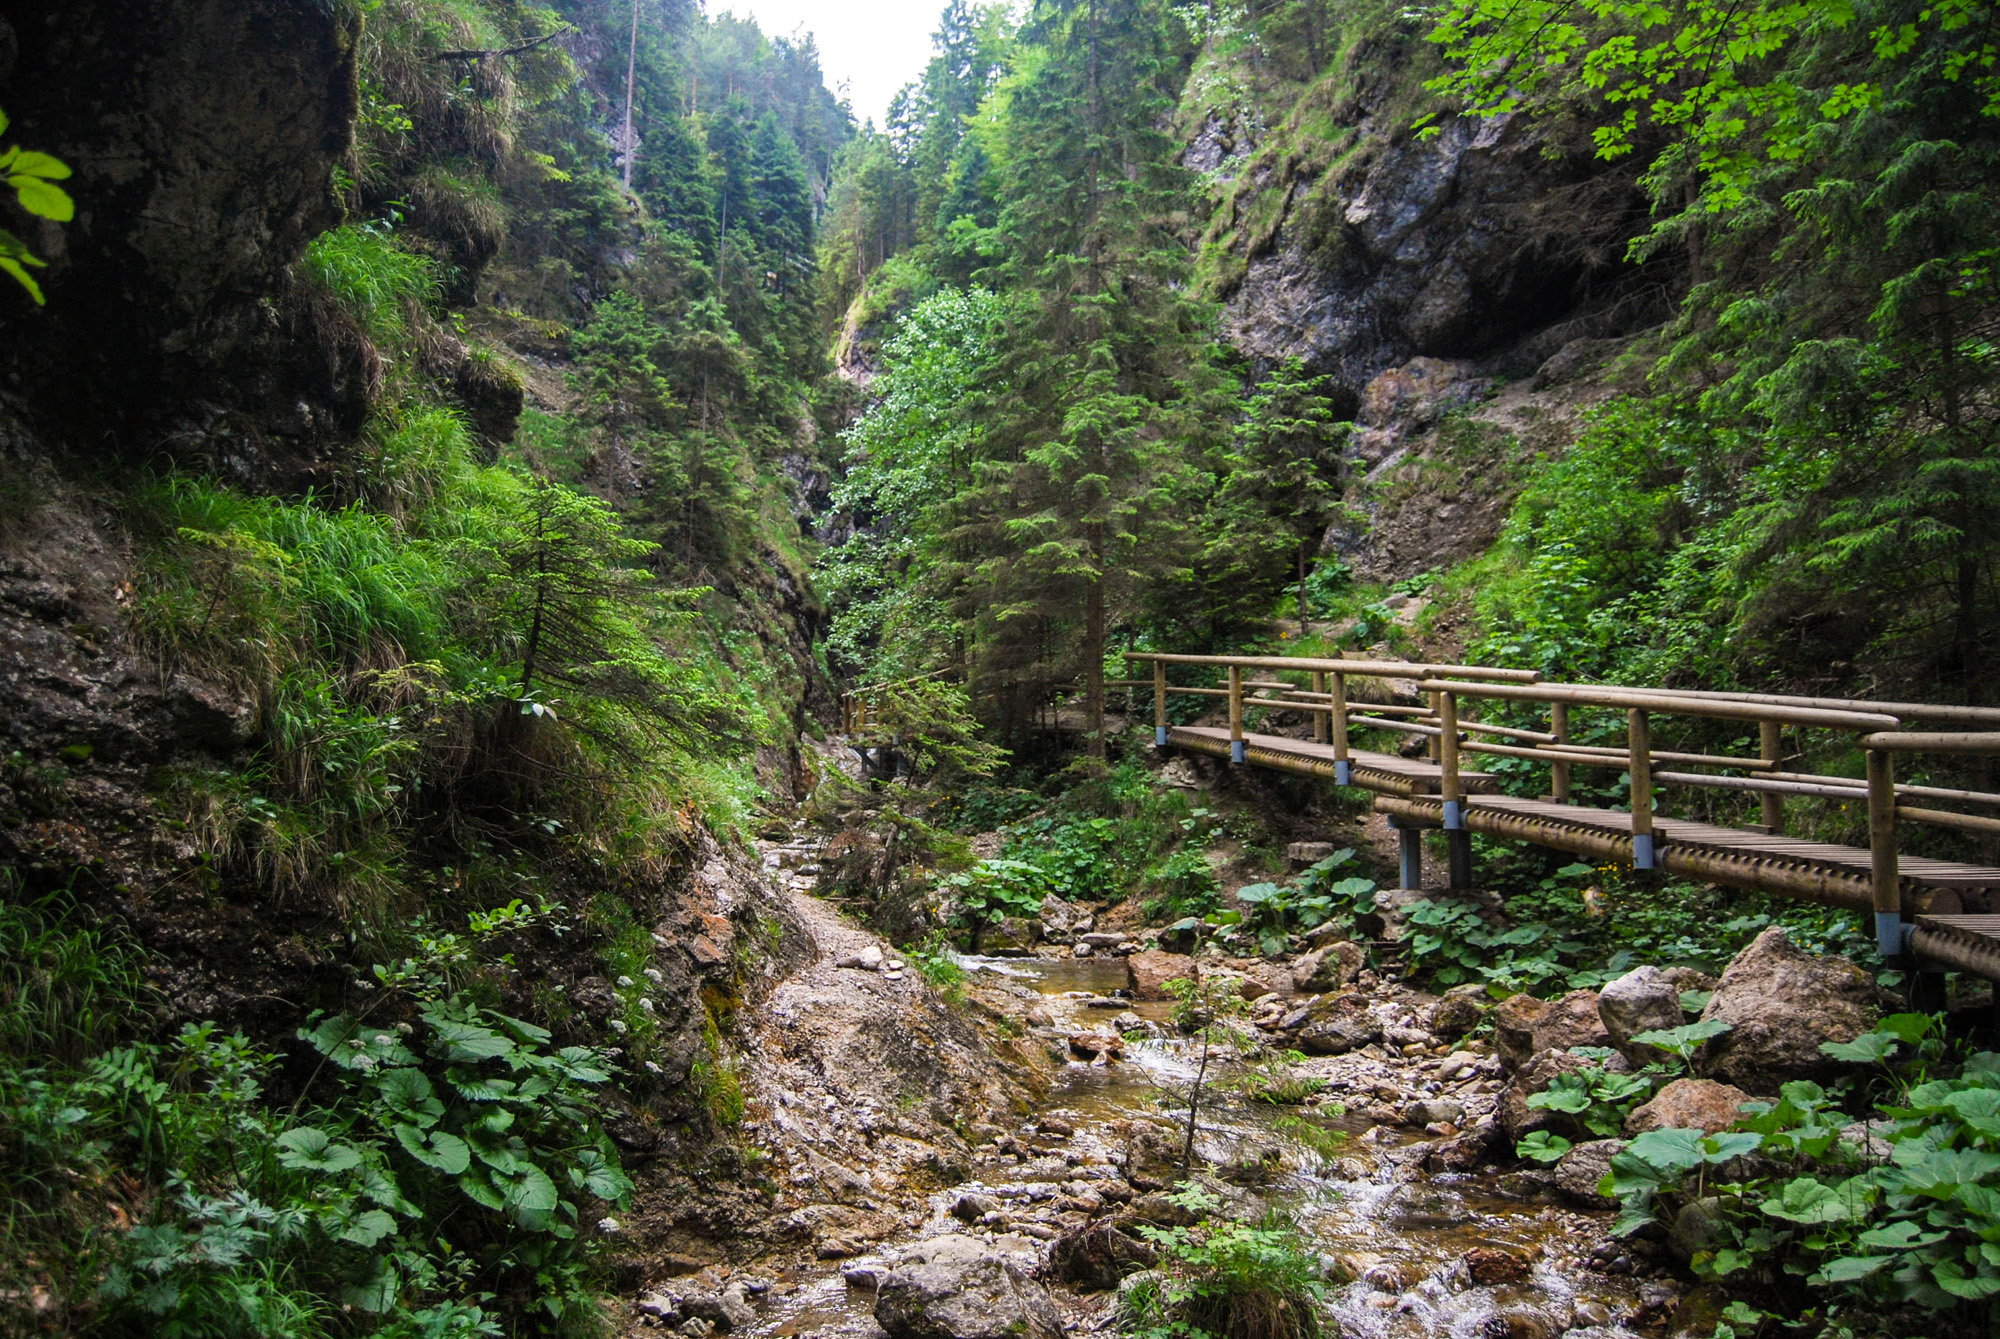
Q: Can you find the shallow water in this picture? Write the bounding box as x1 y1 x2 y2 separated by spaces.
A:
750 954 1649 1339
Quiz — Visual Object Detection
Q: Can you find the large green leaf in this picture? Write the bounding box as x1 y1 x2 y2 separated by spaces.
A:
394 1125 471 1175
1761 1176 1870 1225
373 1068 443 1128
276 1126 364 1174
1625 1128 1709 1174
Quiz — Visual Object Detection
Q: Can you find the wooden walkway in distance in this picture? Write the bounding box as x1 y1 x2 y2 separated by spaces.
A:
1123 651 2000 983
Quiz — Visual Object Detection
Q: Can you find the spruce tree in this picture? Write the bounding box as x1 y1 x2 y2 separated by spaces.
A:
957 0 1223 755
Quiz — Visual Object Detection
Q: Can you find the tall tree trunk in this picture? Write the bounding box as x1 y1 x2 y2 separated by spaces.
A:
621 0 640 190
1085 534 1106 760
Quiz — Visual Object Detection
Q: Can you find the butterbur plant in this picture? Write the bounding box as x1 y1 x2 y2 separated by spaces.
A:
1595 1015 2000 1329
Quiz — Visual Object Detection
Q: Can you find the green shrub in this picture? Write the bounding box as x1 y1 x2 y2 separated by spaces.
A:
1125 1183 1325 1339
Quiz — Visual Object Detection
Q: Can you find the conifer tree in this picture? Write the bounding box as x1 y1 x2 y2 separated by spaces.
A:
957 0 1223 755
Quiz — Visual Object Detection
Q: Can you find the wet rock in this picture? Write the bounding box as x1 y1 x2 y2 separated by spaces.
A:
1080 932 1131 950
977 918 1039 956
1125 1191 1200 1228
1494 989 1610 1073
1037 1117 1075 1137
1551 1138 1623 1209
1624 1079 1749 1136
1597 965 1685 1054
844 1264 890 1290
839 945 885 972
1125 949 1196 1001
1424 1118 1502 1172
1498 1049 1601 1139
874 1235 1064 1339
638 1292 680 1320
1024 1006 1054 1028
1426 984 1489 1040
678 1287 755 1333
952 1193 1004 1223
1573 1300 1614 1328
1490 1305 1566 1339
1049 1222 1159 1289
1464 1245 1533 1285
1068 1032 1124 1062
1296 992 1383 1055
1698 928 1881 1093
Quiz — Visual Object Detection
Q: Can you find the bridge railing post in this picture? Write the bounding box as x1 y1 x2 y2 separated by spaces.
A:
1227 663 1245 764
1759 720 1785 833
1153 660 1168 748
1426 691 1443 762
1867 746 1903 959
1629 708 1655 869
1311 671 1329 745
1550 702 1570 804
1330 671 1351 785
1439 690 1472 889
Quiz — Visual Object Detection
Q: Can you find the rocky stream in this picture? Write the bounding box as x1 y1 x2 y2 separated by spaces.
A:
611 827 1895 1339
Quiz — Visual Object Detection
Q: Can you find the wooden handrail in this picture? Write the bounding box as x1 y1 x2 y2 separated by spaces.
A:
1126 652 1541 683
1859 731 2000 753
1418 679 1902 731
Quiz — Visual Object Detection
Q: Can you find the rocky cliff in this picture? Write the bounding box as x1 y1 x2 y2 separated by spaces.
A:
1183 14 1670 582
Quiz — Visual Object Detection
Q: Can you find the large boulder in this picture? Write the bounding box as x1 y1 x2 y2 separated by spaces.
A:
1624 1079 1750 1136
1494 989 1610 1072
875 1236 1064 1339
1698 928 1881 1094
1426 983 1490 1040
1596 966 1684 1053
1295 992 1382 1056
1125 950 1197 1001
977 917 1039 956
1292 941 1365 992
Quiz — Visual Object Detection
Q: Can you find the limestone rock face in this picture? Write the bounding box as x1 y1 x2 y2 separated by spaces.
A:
1624 1079 1751 1136
1698 928 1881 1094
874 1236 1065 1339
4 0 367 477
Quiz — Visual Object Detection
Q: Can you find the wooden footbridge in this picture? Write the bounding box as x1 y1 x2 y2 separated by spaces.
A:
1117 653 2000 985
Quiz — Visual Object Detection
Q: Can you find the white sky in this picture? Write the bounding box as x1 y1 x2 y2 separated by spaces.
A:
716 1 943 128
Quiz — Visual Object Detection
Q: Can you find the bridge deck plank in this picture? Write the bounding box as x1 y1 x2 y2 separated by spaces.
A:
1388 793 2000 889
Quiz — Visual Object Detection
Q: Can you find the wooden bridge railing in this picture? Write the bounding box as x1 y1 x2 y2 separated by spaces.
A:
1125 651 2000 979
839 667 957 737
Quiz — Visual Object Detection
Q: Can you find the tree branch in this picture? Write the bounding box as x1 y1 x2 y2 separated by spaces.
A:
433 26 573 63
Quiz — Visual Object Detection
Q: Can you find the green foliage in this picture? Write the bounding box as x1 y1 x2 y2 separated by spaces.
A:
0 898 627 1337
1526 1063 1657 1138
1597 1014 2000 1327
0 106 74 303
302 224 440 348
1125 1183 1325 1339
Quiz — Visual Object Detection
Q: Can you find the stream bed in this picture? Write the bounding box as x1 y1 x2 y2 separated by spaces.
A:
748 954 1663 1339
